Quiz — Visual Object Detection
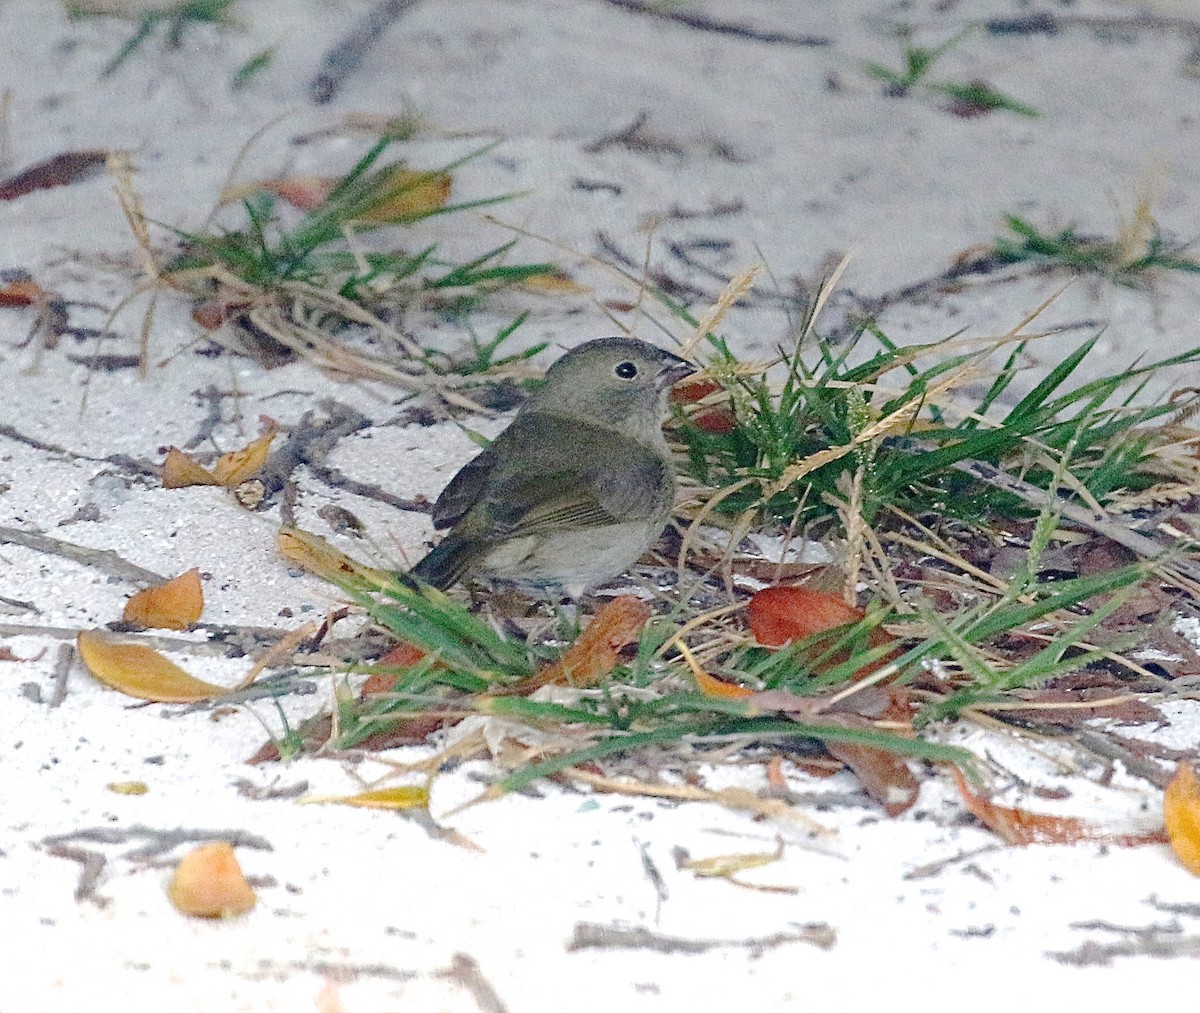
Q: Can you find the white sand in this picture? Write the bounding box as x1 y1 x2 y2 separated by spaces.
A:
3 2 1200 1009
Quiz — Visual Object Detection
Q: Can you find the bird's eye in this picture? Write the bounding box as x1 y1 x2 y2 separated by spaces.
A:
614 361 639 380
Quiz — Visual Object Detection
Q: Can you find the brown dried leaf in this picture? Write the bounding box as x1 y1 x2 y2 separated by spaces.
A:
161 447 222 489
513 595 650 692
0 277 50 307
953 768 1166 847
0 150 109 201
825 741 919 817
210 431 275 487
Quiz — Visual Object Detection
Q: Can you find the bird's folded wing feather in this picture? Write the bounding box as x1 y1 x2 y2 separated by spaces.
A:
430 413 668 539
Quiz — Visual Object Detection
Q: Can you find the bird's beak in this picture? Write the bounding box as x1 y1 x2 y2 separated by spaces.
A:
656 353 697 390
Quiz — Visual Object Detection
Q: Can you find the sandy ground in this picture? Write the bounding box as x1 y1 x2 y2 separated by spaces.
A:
3 1 1200 1010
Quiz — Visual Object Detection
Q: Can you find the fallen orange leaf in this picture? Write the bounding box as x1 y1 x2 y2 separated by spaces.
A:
691 665 754 699
162 432 274 490
210 431 275 487
161 447 222 488
748 585 900 680
514 595 650 692
167 842 256 918
953 768 1167 847
77 629 229 702
0 276 50 307
361 641 430 697
1164 763 1200 875
123 568 204 630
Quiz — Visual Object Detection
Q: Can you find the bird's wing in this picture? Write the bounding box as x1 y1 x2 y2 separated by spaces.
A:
439 413 669 540
429 447 497 530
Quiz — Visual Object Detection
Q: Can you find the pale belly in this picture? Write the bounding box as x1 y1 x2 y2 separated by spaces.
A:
476 520 664 597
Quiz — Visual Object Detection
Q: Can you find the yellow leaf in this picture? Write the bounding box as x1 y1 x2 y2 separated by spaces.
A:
300 785 430 811
123 568 204 630
359 168 452 223
77 629 230 702
277 525 393 589
520 270 588 294
107 781 148 795
683 837 785 879
220 168 451 223
211 431 275 487
168 842 256 919
161 447 221 489
1165 763 1200 876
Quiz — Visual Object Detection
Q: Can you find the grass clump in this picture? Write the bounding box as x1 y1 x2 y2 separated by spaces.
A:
170 136 554 311
672 323 1200 537
861 25 1038 117
275 307 1200 809
992 213 1200 283
111 131 560 392
64 0 240 77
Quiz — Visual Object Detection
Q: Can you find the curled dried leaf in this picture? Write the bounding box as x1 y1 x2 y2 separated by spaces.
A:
161 447 222 489
953 768 1166 847
0 150 109 201
123 568 204 630
514 595 650 692
168 842 256 919
211 431 275 487
162 433 275 490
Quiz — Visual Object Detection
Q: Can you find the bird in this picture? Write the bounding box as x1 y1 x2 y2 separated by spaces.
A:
410 336 696 597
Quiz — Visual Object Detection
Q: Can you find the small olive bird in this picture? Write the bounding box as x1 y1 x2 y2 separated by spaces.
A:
411 337 695 597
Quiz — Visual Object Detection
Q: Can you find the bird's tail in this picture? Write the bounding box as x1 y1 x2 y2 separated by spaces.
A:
409 535 478 591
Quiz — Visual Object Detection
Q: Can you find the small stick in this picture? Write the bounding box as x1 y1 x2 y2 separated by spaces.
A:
601 1 830 48
48 643 73 708
0 526 165 585
310 0 423 104
43 843 109 907
568 921 836 954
